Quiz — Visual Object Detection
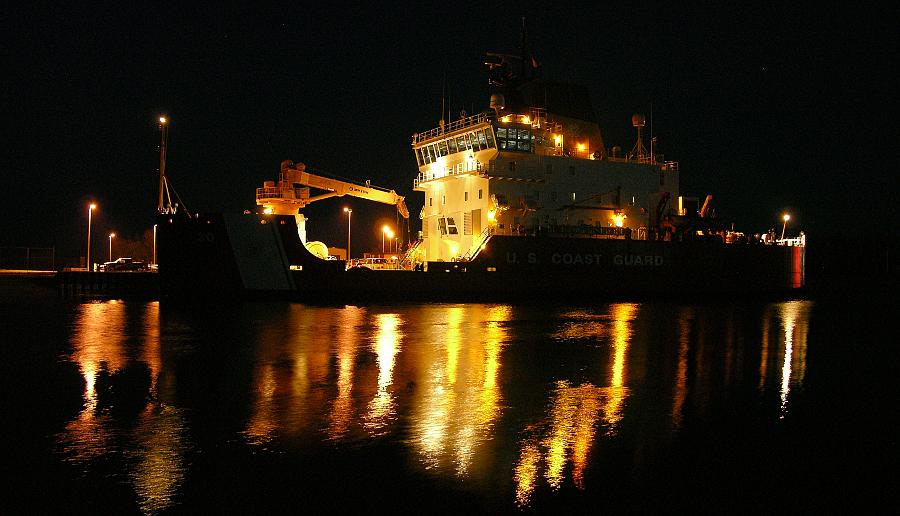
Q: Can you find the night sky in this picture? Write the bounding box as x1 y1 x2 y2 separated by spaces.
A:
3 4 893 262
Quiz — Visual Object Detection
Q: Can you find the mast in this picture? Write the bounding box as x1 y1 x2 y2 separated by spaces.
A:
157 116 169 213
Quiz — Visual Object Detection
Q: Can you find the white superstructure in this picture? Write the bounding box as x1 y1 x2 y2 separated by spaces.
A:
412 66 680 264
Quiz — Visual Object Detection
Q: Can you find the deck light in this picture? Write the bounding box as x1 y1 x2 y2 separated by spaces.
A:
781 213 791 240
108 233 115 262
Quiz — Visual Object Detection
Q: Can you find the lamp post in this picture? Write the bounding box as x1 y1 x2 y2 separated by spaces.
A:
382 225 391 254
158 116 168 213
152 224 157 266
781 213 791 240
86 203 96 270
108 233 115 262
343 207 352 260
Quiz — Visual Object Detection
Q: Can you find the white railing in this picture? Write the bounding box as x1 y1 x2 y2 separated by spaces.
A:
462 227 494 261
776 236 806 247
414 161 485 188
412 113 492 144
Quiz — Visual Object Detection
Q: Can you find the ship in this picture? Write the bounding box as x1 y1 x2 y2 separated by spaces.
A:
157 42 805 303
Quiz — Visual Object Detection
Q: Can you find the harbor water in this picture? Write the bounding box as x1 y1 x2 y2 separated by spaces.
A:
4 288 896 514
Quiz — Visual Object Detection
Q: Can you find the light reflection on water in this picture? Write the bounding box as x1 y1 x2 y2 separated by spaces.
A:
49 299 815 512
57 301 188 515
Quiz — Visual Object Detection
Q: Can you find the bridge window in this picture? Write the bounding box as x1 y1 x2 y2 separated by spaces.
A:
448 138 457 153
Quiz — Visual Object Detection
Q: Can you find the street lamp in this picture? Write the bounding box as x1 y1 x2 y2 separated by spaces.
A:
86 203 96 270
152 224 157 266
343 207 352 260
158 116 169 213
781 213 791 240
108 233 115 262
382 225 391 254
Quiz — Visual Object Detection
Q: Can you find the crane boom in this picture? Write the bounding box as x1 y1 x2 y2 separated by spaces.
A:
257 160 409 218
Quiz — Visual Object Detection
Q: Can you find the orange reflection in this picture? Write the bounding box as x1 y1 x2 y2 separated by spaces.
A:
672 307 693 429
243 304 337 444
59 301 186 514
365 313 402 434
777 301 811 417
515 303 636 499
541 382 604 490
327 307 365 440
758 301 812 417
603 303 637 431
411 305 509 476
514 435 541 507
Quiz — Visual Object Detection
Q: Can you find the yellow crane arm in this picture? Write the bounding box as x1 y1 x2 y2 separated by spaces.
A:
257 160 409 218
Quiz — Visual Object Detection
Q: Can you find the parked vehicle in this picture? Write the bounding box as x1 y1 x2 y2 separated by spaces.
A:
100 257 148 271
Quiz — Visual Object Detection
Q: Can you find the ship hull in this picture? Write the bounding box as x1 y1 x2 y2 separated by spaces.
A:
158 213 805 303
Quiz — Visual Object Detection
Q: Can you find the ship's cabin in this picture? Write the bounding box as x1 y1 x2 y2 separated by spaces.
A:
411 98 680 263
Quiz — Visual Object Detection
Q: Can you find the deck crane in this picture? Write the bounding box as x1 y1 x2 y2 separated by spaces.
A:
256 160 410 244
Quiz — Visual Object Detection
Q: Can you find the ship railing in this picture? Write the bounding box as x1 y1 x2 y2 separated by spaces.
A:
412 112 492 144
400 239 422 269
606 156 679 171
462 227 494 261
776 236 806 247
256 186 292 200
414 161 486 188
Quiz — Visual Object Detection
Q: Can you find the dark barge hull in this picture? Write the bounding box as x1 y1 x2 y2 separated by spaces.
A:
158 212 805 303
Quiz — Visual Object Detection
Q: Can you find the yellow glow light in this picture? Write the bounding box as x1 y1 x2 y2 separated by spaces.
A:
159 117 167 124
487 210 496 222
109 232 115 238
501 116 511 123
612 212 626 228
263 207 273 215
577 143 586 152
450 245 458 256
783 214 791 222
89 203 97 210
521 115 531 125
553 134 562 145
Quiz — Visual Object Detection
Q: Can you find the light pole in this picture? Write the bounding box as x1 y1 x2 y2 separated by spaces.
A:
158 116 169 213
382 225 391 254
86 203 96 270
781 213 791 240
108 233 115 262
343 207 352 260
153 224 157 266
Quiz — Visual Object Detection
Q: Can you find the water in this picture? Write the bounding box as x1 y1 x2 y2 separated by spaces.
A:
4 290 896 514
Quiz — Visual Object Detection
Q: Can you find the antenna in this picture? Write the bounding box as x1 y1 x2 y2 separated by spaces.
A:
650 103 654 163
440 71 446 133
627 113 649 161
